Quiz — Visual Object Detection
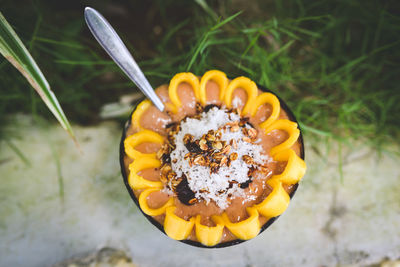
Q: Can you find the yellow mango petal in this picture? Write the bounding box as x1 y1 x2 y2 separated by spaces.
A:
264 119 300 156
255 179 290 218
224 76 258 115
124 130 164 160
219 207 260 240
195 215 224 246
128 157 163 190
131 100 152 131
168 72 200 113
199 70 229 105
272 149 307 184
164 206 195 240
251 92 281 129
138 188 174 216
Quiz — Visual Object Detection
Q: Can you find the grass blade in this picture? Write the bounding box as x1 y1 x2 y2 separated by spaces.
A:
0 12 76 142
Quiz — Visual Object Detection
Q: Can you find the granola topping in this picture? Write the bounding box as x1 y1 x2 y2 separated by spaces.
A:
159 106 272 209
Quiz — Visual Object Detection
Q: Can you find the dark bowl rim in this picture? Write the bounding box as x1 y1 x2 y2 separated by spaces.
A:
119 81 305 248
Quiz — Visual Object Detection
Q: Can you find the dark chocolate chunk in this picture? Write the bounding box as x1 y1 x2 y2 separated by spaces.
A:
239 179 252 189
176 176 197 205
185 141 202 153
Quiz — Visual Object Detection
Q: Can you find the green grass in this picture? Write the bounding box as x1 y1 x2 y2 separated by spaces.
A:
1 0 399 151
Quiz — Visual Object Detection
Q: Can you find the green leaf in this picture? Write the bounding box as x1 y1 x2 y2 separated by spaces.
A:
0 12 76 143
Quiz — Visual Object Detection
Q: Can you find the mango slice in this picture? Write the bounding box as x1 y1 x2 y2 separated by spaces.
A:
255 179 290 218
131 100 151 131
224 76 258 115
199 70 228 105
128 157 163 190
264 119 300 156
271 149 306 184
139 188 174 216
251 92 281 129
164 206 195 240
124 130 164 160
194 215 224 246
168 72 200 113
213 207 260 240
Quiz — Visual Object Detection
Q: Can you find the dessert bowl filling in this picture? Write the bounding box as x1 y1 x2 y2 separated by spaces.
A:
122 70 306 247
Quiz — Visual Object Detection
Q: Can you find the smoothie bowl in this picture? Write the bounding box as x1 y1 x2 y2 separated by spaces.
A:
119 70 306 248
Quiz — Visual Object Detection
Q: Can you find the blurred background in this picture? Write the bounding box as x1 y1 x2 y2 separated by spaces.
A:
0 0 399 266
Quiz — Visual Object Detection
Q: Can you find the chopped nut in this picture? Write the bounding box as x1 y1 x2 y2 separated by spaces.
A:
231 139 238 149
229 152 238 161
205 133 216 141
199 138 208 150
184 152 191 160
213 141 223 150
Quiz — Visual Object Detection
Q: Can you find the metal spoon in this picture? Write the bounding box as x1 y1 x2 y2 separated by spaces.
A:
84 7 164 111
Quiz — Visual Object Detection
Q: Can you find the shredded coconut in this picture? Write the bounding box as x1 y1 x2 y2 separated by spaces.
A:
170 107 271 209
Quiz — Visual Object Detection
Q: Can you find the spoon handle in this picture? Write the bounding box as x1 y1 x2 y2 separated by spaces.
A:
84 7 164 111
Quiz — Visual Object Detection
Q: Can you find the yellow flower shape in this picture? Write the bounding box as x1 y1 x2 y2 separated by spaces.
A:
195 215 224 246
264 119 300 156
123 70 306 246
128 157 163 190
251 92 281 129
199 70 229 105
164 206 195 240
131 100 152 131
213 207 260 240
254 179 290 218
124 130 164 160
271 149 306 185
168 72 200 113
224 76 258 115
139 188 174 216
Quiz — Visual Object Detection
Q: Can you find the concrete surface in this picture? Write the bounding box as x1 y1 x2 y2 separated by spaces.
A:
0 115 399 267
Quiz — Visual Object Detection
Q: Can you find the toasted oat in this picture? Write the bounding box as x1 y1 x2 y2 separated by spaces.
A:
221 144 231 154
220 156 228 166
231 139 238 149
193 154 206 165
248 128 258 139
242 155 254 165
